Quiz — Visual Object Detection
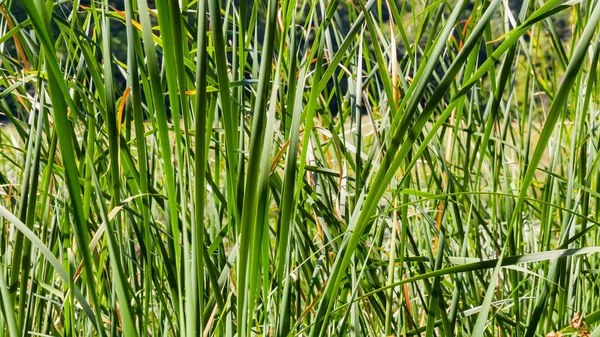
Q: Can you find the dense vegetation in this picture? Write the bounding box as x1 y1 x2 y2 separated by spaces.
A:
1 0 600 336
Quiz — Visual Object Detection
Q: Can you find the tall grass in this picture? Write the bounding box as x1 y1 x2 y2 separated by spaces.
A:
1 0 600 335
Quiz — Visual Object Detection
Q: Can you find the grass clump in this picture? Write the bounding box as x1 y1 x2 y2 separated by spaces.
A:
1 0 600 336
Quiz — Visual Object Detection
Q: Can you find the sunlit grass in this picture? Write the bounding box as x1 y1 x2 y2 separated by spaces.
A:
0 0 600 336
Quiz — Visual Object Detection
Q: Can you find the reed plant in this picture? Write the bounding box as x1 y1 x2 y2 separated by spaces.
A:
1 0 600 335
